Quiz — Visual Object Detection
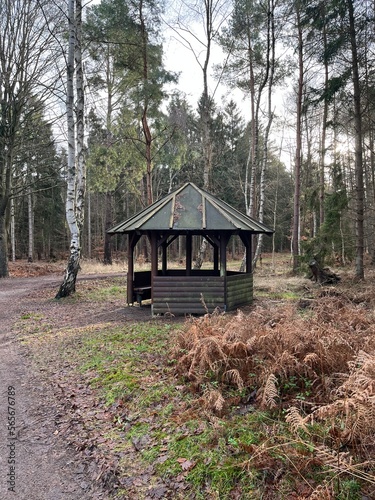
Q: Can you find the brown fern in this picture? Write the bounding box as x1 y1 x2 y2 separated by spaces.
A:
285 406 309 434
260 373 278 409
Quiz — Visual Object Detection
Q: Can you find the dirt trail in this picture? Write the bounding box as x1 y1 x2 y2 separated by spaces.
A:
0 275 115 500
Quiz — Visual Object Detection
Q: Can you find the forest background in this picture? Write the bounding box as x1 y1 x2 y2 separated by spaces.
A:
0 0 372 281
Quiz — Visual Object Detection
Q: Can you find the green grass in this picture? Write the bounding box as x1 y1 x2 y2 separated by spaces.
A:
65 323 174 405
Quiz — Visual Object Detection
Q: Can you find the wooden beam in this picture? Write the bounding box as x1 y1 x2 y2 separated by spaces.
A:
127 232 141 304
220 234 229 277
239 233 253 273
150 232 158 301
186 233 192 276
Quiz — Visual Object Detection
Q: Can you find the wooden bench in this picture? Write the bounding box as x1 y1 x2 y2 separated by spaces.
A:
134 286 152 306
132 271 152 306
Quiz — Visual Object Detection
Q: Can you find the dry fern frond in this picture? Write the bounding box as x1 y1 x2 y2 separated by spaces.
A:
307 481 334 500
285 406 309 434
273 350 300 378
223 369 244 390
314 444 353 471
245 335 259 351
225 341 250 359
260 373 278 409
309 400 350 425
303 352 320 366
308 395 375 444
344 351 375 396
187 336 228 379
201 388 225 414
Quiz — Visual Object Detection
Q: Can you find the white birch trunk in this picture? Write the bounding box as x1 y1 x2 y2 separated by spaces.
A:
56 0 85 298
87 190 91 259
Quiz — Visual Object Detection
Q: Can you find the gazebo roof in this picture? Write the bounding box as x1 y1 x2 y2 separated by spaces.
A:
108 182 273 234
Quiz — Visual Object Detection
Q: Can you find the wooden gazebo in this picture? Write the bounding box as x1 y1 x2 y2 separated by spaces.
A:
108 182 273 315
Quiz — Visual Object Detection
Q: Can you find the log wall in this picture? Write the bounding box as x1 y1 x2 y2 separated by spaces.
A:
226 273 253 310
151 272 253 315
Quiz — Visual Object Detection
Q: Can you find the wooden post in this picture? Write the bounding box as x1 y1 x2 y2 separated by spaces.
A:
127 234 135 304
150 232 158 300
246 235 252 274
213 243 219 272
186 233 192 275
162 240 167 275
127 233 141 304
220 234 228 277
239 233 253 274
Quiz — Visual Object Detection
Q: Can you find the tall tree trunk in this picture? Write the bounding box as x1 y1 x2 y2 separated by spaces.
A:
244 12 257 218
87 190 92 259
56 0 85 298
201 0 213 190
139 0 153 206
292 6 303 274
0 132 12 277
0 211 8 277
253 0 275 265
103 192 113 265
347 0 364 279
10 197 15 262
28 186 33 262
320 18 329 228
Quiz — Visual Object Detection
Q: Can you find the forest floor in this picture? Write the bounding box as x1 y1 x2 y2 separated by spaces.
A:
0 256 374 499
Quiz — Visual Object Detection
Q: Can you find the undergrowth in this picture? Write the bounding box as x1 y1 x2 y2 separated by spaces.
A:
171 285 375 498
17 274 375 499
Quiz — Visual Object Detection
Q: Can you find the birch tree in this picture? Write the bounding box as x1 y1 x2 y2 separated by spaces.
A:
56 0 86 298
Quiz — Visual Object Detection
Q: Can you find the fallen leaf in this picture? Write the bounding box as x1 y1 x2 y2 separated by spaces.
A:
181 459 196 471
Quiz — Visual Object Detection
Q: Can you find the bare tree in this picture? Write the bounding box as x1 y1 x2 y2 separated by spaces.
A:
165 0 231 189
165 0 230 268
0 0 62 277
292 3 304 274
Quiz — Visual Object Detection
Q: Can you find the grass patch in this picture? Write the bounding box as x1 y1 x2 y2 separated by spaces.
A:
82 282 125 301
58 323 174 406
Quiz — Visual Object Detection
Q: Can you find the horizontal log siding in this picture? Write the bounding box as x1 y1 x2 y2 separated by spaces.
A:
151 273 253 315
226 273 253 311
152 275 225 315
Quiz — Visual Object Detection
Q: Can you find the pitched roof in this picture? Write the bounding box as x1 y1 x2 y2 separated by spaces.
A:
108 182 274 234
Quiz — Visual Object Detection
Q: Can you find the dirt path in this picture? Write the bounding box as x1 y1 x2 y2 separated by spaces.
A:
0 274 135 500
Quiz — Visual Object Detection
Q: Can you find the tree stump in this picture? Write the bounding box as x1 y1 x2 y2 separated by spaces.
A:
309 259 341 285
